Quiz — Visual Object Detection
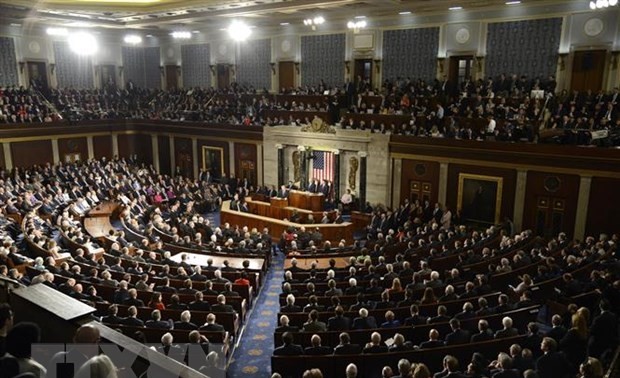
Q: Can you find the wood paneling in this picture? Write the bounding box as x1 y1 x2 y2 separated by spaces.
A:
117 134 152 163
93 135 112 159
58 137 88 163
11 140 53 168
0 143 5 170
158 135 171 175
234 143 257 185
174 137 193 178
399 159 440 206
586 177 620 237
571 50 606 92
279 61 295 91
447 164 516 222
522 171 580 238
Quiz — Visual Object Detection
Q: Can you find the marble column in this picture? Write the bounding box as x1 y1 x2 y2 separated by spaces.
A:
438 162 449 207
334 150 341 201
169 135 175 177
392 158 402 209
358 151 368 209
298 146 308 189
574 176 592 241
51 139 60 164
257 144 264 186
112 134 119 157
3 142 13 170
151 135 159 173
87 136 95 160
513 169 528 233
276 144 284 186
192 137 199 179
228 141 235 177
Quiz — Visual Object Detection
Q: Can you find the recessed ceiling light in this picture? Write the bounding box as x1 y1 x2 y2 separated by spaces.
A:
399 11 411 15
449 6 463 10
146 34 153 37
354 15 366 19
192 30 200 33
280 22 290 25
10 23 21 27
505 0 521 4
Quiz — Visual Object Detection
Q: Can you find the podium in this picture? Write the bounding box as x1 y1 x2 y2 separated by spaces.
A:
289 190 324 212
270 197 288 208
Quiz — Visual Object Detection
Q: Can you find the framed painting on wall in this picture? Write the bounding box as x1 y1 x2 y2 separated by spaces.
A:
457 173 503 225
202 146 225 179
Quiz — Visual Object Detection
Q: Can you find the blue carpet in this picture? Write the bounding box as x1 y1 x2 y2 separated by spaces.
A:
227 251 284 377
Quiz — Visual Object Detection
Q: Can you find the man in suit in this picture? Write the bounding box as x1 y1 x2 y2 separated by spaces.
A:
302 310 327 333
281 294 302 313
445 318 470 345
545 314 567 344
420 329 445 349
433 355 466 378
123 288 145 308
404 304 429 326
199 313 225 332
174 310 198 330
101 304 123 325
304 334 332 355
145 310 172 329
495 316 519 339
535 337 571 378
211 295 235 314
362 332 388 354
471 319 494 343
273 332 304 356
122 306 144 327
428 305 451 324
278 185 289 198
488 353 520 378
352 308 377 329
588 299 619 359
189 292 212 312
333 332 362 355
327 306 351 331
275 315 299 333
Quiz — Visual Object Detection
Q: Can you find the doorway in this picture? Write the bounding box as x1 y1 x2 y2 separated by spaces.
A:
165 65 179 90
570 50 606 92
448 55 474 95
26 61 49 92
217 64 230 89
354 59 372 90
278 61 295 91
101 64 116 89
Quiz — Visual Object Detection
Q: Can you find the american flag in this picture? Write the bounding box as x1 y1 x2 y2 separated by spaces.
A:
312 150 334 182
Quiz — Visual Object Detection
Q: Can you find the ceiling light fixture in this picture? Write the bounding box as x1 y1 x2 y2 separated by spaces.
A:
68 32 98 56
399 11 411 15
505 1 521 4
280 22 290 26
303 16 325 30
590 0 617 7
354 15 366 19
228 20 252 41
449 6 463 10
347 20 367 33
123 34 142 44
47 27 68 36
171 31 191 39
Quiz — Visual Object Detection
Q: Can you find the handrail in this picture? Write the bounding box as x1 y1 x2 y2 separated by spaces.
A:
604 345 620 378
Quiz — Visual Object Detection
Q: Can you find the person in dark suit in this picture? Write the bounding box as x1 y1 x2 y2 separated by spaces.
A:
587 299 619 359
471 319 495 343
174 310 198 330
211 295 235 313
535 337 571 378
145 309 172 329
199 313 225 332
275 315 299 333
404 305 429 326
123 288 145 308
302 310 327 333
489 353 521 378
123 306 144 327
420 329 445 349
304 334 332 355
522 322 544 359
363 332 388 354
273 332 304 356
495 316 519 339
189 292 212 312
445 319 470 345
433 355 466 378
101 304 123 325
333 332 362 355
428 305 450 324
352 308 377 329
281 294 302 313
545 315 567 344
327 306 351 331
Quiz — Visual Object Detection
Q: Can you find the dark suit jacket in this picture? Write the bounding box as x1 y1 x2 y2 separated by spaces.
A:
273 343 304 356
145 320 172 329
405 315 429 326
588 311 619 357
101 315 124 325
495 328 519 339
471 330 494 343
211 304 234 313
535 352 571 378
174 321 198 330
304 346 332 355
352 316 377 329
419 340 445 349
327 315 351 331
275 325 299 333
333 343 362 355
445 329 470 345
199 323 225 332
123 317 144 327
363 344 388 354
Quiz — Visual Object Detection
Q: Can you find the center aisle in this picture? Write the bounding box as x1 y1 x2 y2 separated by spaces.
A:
228 251 284 377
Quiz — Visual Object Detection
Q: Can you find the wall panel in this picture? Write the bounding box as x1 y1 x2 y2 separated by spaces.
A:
58 137 88 162
0 37 18 87
586 177 620 237
93 135 112 159
301 34 345 87
181 44 211 88
11 140 53 167
236 38 271 90
400 159 440 206
234 143 257 185
174 137 193 178
158 135 171 175
117 133 152 162
383 27 440 82
198 139 229 180
122 46 161 89
522 171 579 238
53 42 94 88
0 143 5 170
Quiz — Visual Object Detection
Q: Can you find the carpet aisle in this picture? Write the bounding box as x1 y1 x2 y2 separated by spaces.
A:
227 251 284 377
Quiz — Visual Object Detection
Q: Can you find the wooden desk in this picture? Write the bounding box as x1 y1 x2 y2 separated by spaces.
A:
289 190 323 212
221 201 353 243
247 198 333 223
87 201 119 217
350 211 371 232
270 197 288 208
168 252 265 270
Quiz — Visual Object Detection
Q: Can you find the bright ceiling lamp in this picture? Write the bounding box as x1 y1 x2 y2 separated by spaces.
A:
124 34 142 44
303 16 325 30
228 20 252 41
46 27 68 36
68 32 98 55
171 31 191 39
591 0 618 7
347 20 367 33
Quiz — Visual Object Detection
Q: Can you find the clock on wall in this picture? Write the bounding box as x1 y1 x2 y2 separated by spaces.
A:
584 18 604 37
